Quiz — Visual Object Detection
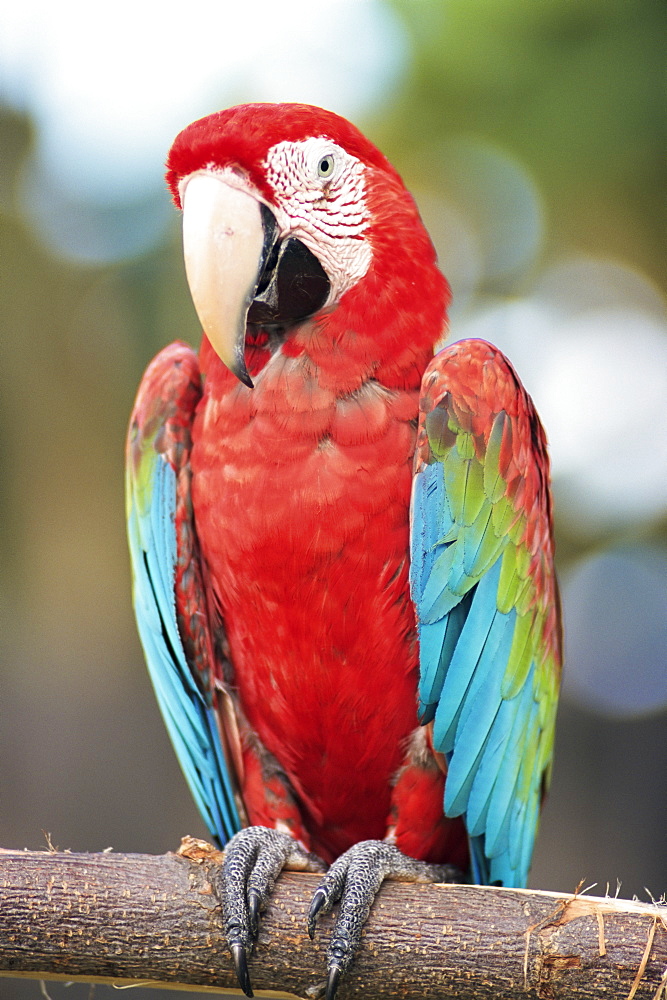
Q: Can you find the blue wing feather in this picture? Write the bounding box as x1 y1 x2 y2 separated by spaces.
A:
128 455 241 844
444 608 518 818
430 560 506 751
417 596 471 721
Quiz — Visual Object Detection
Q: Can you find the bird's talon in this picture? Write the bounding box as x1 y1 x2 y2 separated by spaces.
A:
231 941 253 998
325 965 343 1000
248 888 262 937
219 827 321 993
307 888 328 938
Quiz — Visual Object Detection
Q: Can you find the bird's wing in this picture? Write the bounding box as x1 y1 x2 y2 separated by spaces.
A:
126 341 243 844
410 339 562 888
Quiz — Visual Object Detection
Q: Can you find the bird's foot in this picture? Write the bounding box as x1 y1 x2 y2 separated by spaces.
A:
307 840 462 1000
217 826 325 997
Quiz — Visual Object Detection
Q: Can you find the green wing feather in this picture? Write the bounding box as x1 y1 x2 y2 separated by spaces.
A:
410 338 562 887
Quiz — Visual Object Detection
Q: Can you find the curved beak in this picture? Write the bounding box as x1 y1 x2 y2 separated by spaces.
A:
181 172 276 388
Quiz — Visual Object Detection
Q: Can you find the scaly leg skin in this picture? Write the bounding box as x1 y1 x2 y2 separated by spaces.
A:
307 840 462 1000
219 826 326 997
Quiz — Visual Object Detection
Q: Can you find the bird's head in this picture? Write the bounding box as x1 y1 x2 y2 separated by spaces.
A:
166 103 447 387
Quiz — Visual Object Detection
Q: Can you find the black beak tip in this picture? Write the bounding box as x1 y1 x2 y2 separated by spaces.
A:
230 355 254 389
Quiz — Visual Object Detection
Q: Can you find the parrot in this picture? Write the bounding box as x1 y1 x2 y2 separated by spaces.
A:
126 102 562 999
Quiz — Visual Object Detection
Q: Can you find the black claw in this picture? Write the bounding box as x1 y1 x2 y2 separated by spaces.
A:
248 888 262 938
308 888 328 939
231 941 253 998
325 965 342 1000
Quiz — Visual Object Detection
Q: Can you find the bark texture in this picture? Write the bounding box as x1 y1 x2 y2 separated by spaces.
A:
0 842 665 999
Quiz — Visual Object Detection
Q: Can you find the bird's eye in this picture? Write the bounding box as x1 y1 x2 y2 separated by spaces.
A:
317 154 335 179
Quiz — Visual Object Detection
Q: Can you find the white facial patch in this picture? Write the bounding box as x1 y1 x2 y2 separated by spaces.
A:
263 137 372 306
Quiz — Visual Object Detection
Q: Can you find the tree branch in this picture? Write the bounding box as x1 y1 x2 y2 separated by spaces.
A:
0 840 665 999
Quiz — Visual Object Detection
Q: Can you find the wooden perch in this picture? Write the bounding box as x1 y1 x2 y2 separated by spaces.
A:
0 840 666 999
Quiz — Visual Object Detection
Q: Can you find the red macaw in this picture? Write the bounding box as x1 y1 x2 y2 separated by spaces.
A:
126 103 561 998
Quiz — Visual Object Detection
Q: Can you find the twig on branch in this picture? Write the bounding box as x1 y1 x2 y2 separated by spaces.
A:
0 839 665 999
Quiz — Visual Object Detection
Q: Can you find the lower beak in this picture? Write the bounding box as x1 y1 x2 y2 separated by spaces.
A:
181 172 276 388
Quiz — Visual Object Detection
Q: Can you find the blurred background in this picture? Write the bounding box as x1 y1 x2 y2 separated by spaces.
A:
1 0 665 996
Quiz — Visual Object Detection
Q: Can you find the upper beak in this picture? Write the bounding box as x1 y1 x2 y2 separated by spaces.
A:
181 172 277 388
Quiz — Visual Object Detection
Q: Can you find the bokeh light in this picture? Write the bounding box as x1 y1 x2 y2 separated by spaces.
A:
562 545 667 718
452 258 667 529
1 0 407 259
